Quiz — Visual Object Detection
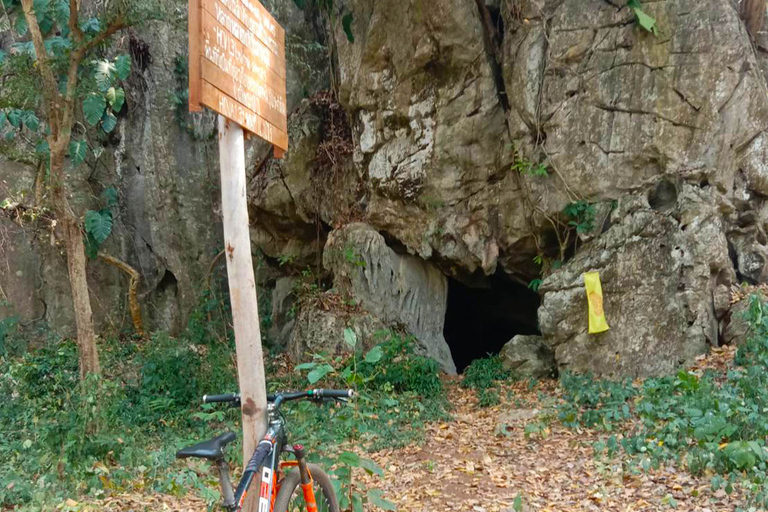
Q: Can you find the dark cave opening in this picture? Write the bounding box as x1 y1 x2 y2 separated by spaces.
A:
443 272 541 373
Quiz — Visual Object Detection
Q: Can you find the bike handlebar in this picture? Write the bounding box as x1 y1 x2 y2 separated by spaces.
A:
202 389 355 406
202 393 239 404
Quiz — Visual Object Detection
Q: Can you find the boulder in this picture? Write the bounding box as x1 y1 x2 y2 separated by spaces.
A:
267 277 298 349
323 223 456 373
722 299 754 346
288 305 387 362
499 335 556 378
539 184 734 378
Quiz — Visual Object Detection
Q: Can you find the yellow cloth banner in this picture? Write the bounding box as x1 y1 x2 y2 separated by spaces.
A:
584 271 609 334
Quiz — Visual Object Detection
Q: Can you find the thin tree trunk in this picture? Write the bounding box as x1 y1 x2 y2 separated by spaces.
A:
34 160 46 206
51 149 100 378
98 252 145 337
742 0 766 39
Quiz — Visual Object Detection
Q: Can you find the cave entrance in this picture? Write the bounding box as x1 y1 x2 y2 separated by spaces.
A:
443 272 541 373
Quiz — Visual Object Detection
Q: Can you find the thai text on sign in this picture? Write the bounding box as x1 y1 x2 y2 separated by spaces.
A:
189 0 288 151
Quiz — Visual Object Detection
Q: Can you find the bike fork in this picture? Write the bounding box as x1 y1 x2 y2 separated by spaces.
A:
294 444 318 512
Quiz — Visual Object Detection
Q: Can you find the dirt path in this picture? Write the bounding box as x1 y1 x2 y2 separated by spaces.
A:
359 380 749 512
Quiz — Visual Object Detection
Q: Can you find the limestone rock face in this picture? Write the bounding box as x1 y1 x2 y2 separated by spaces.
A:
332 0 522 278
539 184 733 378
722 299 753 347
323 223 456 373
267 277 298 350
505 0 768 198
0 2 328 337
500 335 556 378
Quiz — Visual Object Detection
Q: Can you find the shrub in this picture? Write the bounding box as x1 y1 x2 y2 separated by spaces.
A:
462 355 512 392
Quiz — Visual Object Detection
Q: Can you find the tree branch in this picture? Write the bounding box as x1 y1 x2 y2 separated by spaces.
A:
98 251 145 337
83 17 126 54
20 0 61 134
69 0 83 43
61 16 126 133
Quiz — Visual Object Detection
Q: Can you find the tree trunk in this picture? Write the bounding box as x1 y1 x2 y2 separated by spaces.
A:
742 0 766 39
51 148 100 379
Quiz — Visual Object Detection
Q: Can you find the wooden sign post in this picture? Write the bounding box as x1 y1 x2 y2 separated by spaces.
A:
189 0 287 508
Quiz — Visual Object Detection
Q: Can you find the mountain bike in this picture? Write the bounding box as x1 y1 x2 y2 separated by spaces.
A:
176 388 355 512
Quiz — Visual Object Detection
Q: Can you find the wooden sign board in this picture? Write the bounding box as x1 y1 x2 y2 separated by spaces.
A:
189 0 288 152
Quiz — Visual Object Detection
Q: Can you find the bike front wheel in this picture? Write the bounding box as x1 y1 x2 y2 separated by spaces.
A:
273 463 340 512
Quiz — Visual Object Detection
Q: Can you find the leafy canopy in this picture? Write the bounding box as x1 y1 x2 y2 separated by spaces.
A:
0 0 163 168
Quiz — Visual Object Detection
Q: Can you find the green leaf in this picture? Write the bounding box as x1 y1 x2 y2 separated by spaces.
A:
0 50 6 66
114 54 131 80
14 12 28 36
107 87 126 113
84 210 113 244
21 111 39 132
307 364 333 384
95 60 116 91
102 187 119 208
351 494 364 512
365 346 383 364
33 0 51 31
631 7 657 35
342 13 354 43
52 0 70 27
101 111 117 133
295 362 318 371
35 139 50 156
7 109 21 128
33 0 51 14
80 17 100 34
344 328 358 349
69 139 88 166
44 36 71 55
337 451 360 466
360 458 384 477
513 493 523 512
292 0 306 8
83 94 106 126
84 233 99 259
367 489 396 511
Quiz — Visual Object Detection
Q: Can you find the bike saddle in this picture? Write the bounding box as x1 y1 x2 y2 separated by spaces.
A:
176 432 237 460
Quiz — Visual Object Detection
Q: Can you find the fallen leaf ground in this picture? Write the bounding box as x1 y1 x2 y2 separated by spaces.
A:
81 347 752 512
358 378 748 512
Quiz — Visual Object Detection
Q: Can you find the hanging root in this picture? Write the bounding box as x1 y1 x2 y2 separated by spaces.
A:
98 252 145 337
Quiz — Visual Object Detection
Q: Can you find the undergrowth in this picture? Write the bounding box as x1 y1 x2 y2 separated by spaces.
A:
462 355 515 407
0 295 445 510
557 295 768 509
291 329 449 510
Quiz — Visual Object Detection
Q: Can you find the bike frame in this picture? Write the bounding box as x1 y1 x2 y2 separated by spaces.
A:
221 403 318 512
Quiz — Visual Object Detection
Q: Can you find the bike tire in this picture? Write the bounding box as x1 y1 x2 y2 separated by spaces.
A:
273 464 340 512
